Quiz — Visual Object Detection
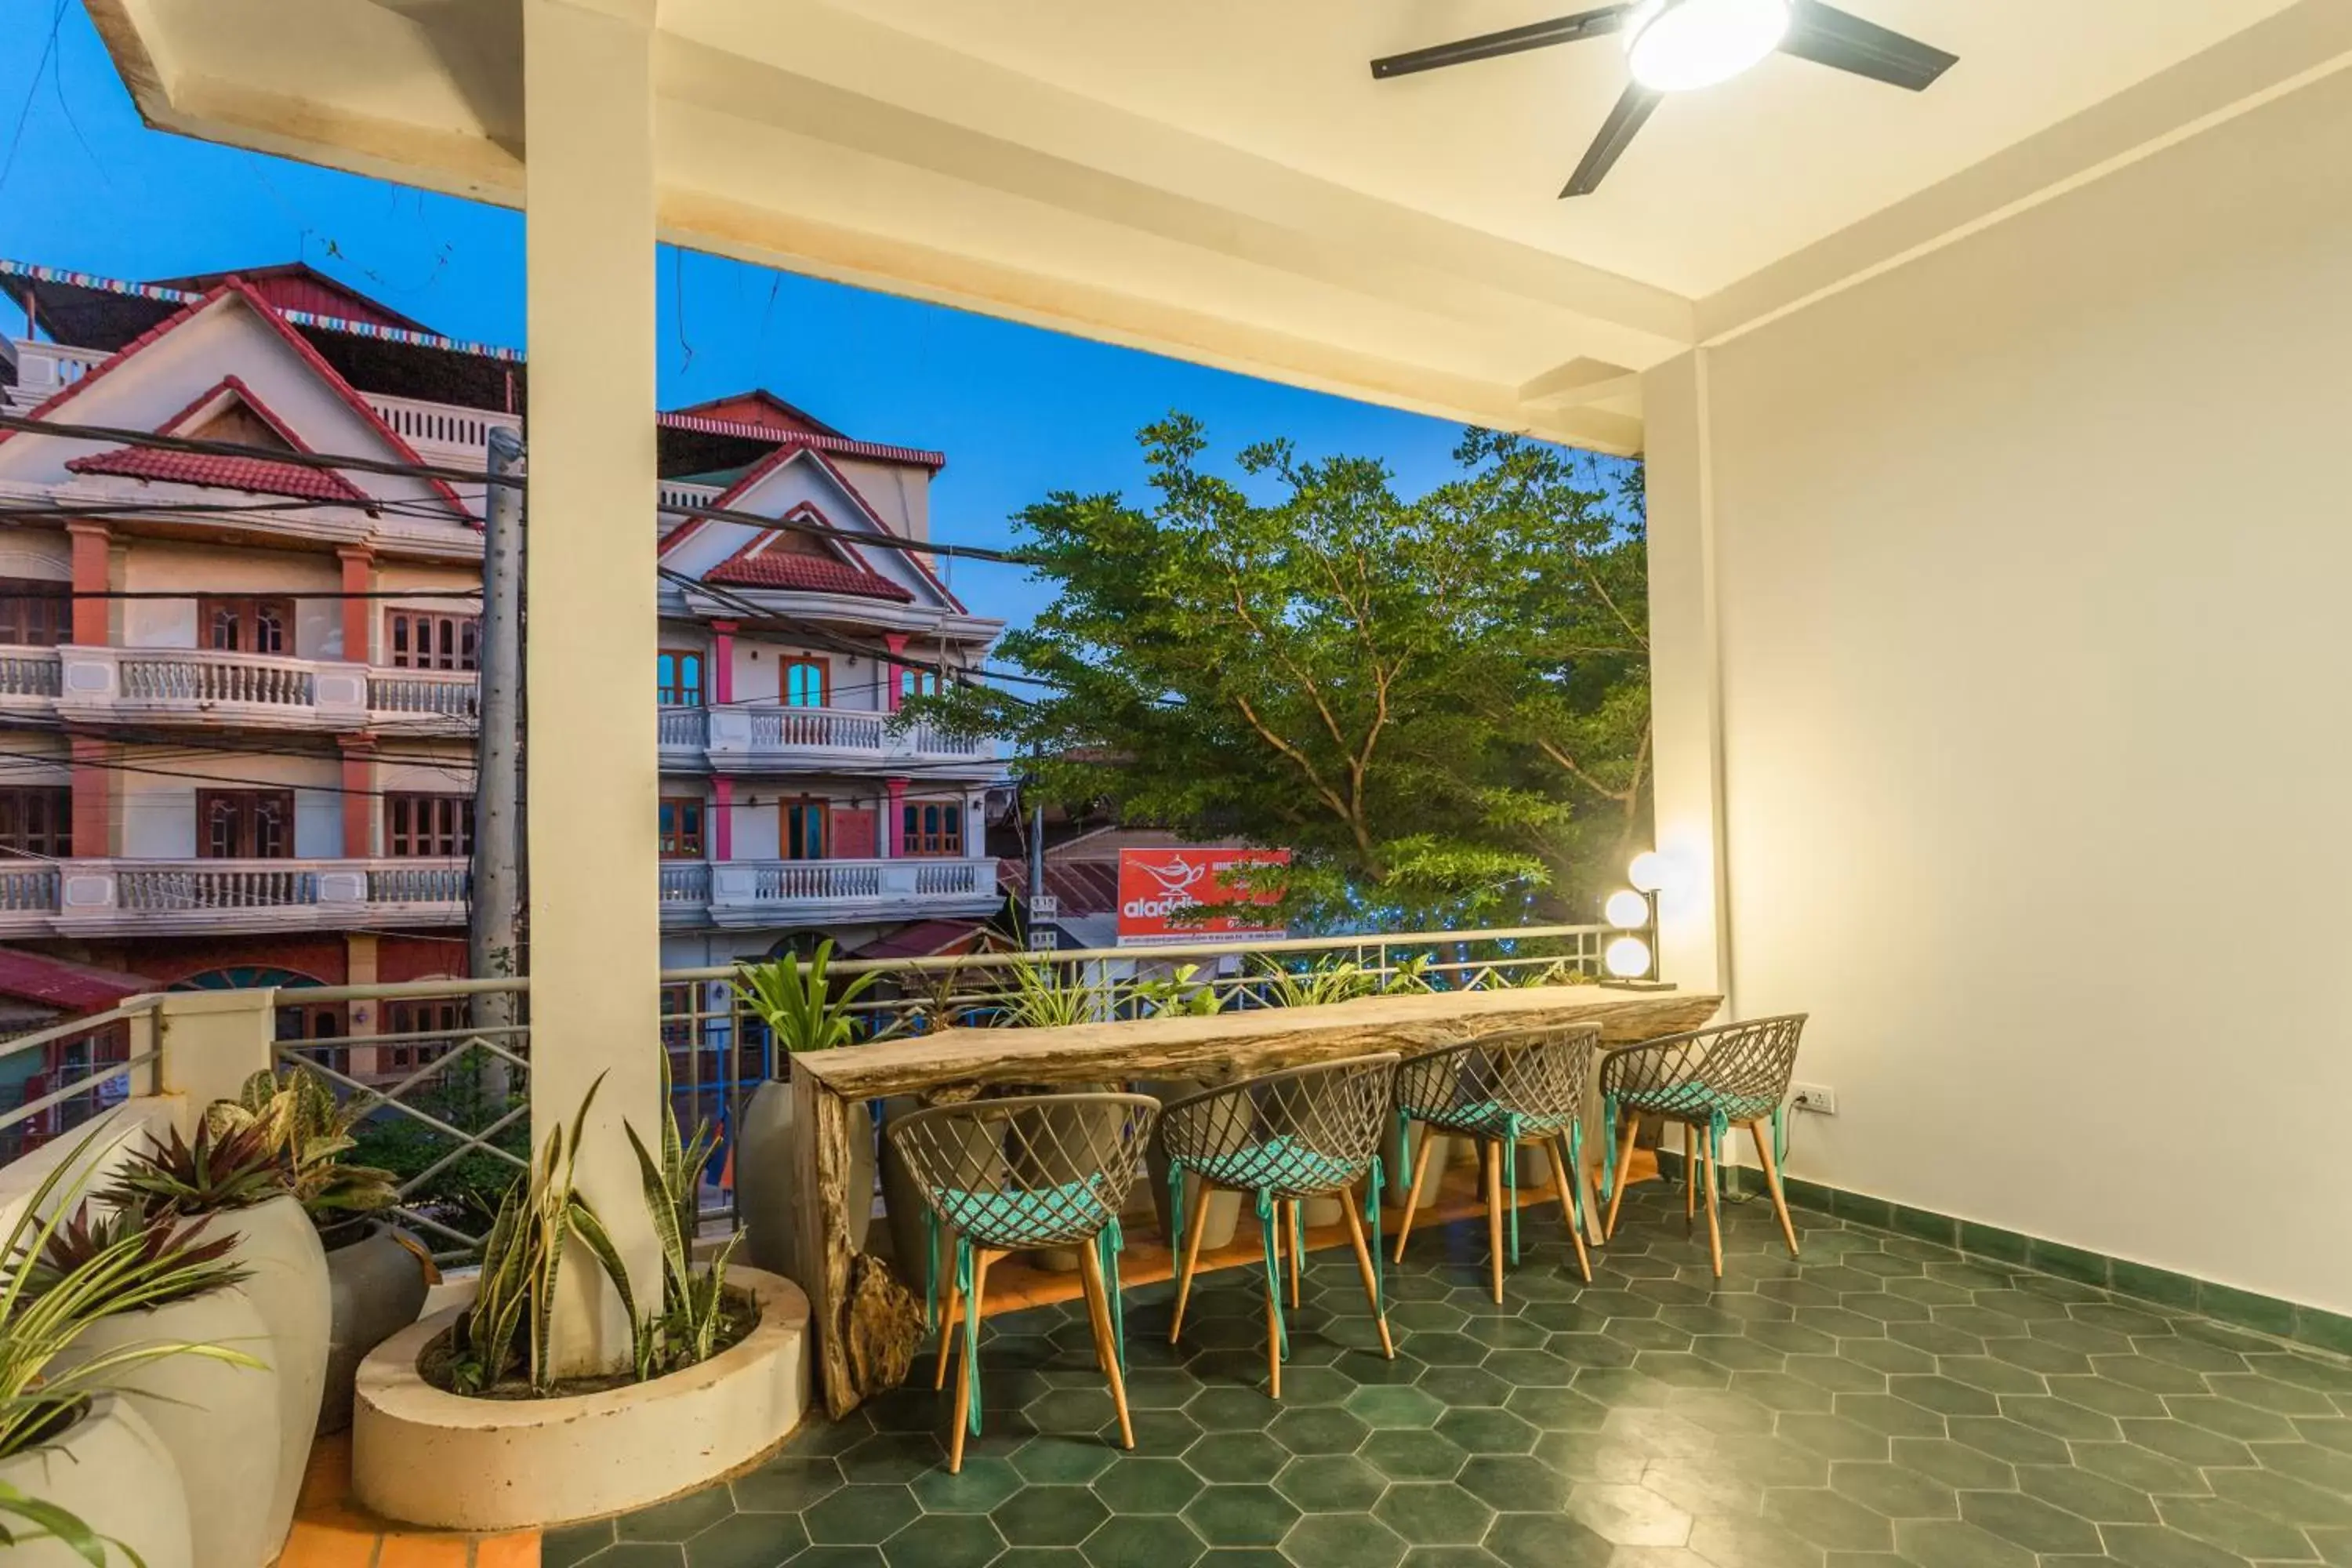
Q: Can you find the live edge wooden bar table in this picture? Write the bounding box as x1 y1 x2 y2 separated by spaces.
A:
790 984 1722 1418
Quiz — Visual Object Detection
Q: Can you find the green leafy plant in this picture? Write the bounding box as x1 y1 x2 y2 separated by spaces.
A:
1379 954 1440 995
3 1124 263 1465
448 1073 637 1396
625 1056 741 1378
733 940 884 1054
209 1065 401 1235
0 1478 140 1568
997 959 1101 1029
1251 955 1382 1008
1127 964 1224 1019
102 1119 285 1216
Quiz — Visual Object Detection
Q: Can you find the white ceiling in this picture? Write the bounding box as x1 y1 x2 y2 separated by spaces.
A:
789 0 2303 297
86 0 2352 448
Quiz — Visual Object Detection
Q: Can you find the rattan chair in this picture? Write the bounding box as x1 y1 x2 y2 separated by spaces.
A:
888 1091 1158 1472
1598 1014 1807 1276
1390 1023 1599 1301
1159 1054 1398 1398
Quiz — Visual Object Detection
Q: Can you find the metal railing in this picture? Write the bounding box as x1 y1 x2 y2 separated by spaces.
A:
2 924 1626 1258
0 999 161 1162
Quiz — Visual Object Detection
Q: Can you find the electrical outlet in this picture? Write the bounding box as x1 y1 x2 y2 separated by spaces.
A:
1789 1083 1838 1116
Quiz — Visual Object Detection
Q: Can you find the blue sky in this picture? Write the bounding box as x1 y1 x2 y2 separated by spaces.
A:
0 1 1514 631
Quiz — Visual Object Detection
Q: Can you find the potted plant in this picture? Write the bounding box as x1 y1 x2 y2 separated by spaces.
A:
731 942 884 1285
214 1066 427 1434
1 1123 263 1568
107 1117 330 1557
39 1198 280 1567
1131 966 1250 1252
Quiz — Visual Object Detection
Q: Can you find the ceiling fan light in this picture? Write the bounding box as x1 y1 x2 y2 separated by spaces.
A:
1625 0 1791 93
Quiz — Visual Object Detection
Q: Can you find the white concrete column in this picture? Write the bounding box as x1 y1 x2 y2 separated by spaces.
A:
524 0 662 1374
1642 351 1732 1005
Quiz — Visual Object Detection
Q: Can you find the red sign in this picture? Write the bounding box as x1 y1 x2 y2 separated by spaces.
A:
1116 848 1290 947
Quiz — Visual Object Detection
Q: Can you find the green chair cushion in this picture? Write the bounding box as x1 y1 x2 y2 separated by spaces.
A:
935 1178 1113 1247
1191 1134 1358 1197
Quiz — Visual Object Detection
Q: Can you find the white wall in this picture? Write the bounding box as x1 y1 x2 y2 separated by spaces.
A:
1653 69 2352 1313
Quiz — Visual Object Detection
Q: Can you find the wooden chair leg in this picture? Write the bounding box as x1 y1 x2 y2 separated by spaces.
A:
1684 1124 1697 1221
1545 1137 1592 1283
1603 1115 1639 1240
1700 1137 1723 1279
1168 1177 1213 1344
1263 1206 1283 1400
1338 1196 1394 1358
1484 1138 1506 1305
1288 1201 1304 1309
1392 1125 1437 1262
1077 1238 1134 1451
934 1257 963 1391
1750 1119 1802 1258
947 1248 995 1474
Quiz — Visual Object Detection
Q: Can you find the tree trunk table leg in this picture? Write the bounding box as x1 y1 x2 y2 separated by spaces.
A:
795 1072 862 1419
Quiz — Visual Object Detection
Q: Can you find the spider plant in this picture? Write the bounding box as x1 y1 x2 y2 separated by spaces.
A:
449 1073 637 1396
2 1124 263 1464
733 939 884 1055
101 1118 285 1216
997 958 1101 1029
1379 953 1441 995
625 1055 741 1377
0 1479 135 1568
209 1065 400 1236
1250 954 1383 1008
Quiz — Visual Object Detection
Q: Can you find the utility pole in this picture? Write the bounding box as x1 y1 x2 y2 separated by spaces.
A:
470 426 524 1103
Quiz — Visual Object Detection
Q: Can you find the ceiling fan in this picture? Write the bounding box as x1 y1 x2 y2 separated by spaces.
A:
1370 0 1957 198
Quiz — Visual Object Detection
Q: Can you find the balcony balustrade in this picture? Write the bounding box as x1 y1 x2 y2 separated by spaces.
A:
659 702 993 774
0 856 477 937
2 339 109 412
660 855 1000 927
0 644 479 732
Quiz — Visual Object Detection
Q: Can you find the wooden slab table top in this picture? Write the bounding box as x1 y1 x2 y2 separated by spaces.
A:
790 984 1723 1418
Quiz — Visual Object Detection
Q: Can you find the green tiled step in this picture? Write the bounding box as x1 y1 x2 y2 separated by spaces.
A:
1650 1149 2350 1359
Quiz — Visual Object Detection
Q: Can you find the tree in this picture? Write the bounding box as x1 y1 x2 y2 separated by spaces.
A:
921 416 1649 927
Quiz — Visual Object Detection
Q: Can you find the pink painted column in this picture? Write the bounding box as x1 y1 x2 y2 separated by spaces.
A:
67 521 110 646
338 737 376 857
883 777 908 858
712 775 735 861
70 735 110 859
883 632 907 713
337 546 374 664
710 620 736 706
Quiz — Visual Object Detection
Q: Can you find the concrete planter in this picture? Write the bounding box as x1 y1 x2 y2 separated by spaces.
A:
1143 1080 1243 1251
739 1079 873 1285
217 1194 331 1555
61 1289 278 1567
352 1265 811 1531
880 1097 1007 1300
320 1221 433 1434
1382 1122 1450 1211
0 1395 193 1568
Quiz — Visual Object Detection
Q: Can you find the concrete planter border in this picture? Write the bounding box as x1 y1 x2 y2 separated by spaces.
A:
351 1266 811 1531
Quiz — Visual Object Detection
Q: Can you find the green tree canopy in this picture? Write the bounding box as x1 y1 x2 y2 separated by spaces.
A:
924 416 1650 928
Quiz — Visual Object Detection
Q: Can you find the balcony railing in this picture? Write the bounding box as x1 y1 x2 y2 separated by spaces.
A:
3 645 477 731
3 339 109 412
361 392 519 456
659 855 1001 927
0 649 62 702
659 703 996 771
37 857 468 936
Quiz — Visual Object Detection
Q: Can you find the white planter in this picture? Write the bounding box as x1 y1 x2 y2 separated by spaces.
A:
0 1395 193 1568
61 1289 279 1567
739 1078 873 1285
1382 1122 1450 1211
354 1266 810 1531
219 1196 330 1554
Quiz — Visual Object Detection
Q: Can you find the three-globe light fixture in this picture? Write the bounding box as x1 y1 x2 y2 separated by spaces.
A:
1601 849 1677 978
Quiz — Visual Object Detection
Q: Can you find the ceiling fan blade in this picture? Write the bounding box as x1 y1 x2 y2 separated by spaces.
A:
1561 82 1661 198
1777 1 1957 91
1370 5 1630 80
